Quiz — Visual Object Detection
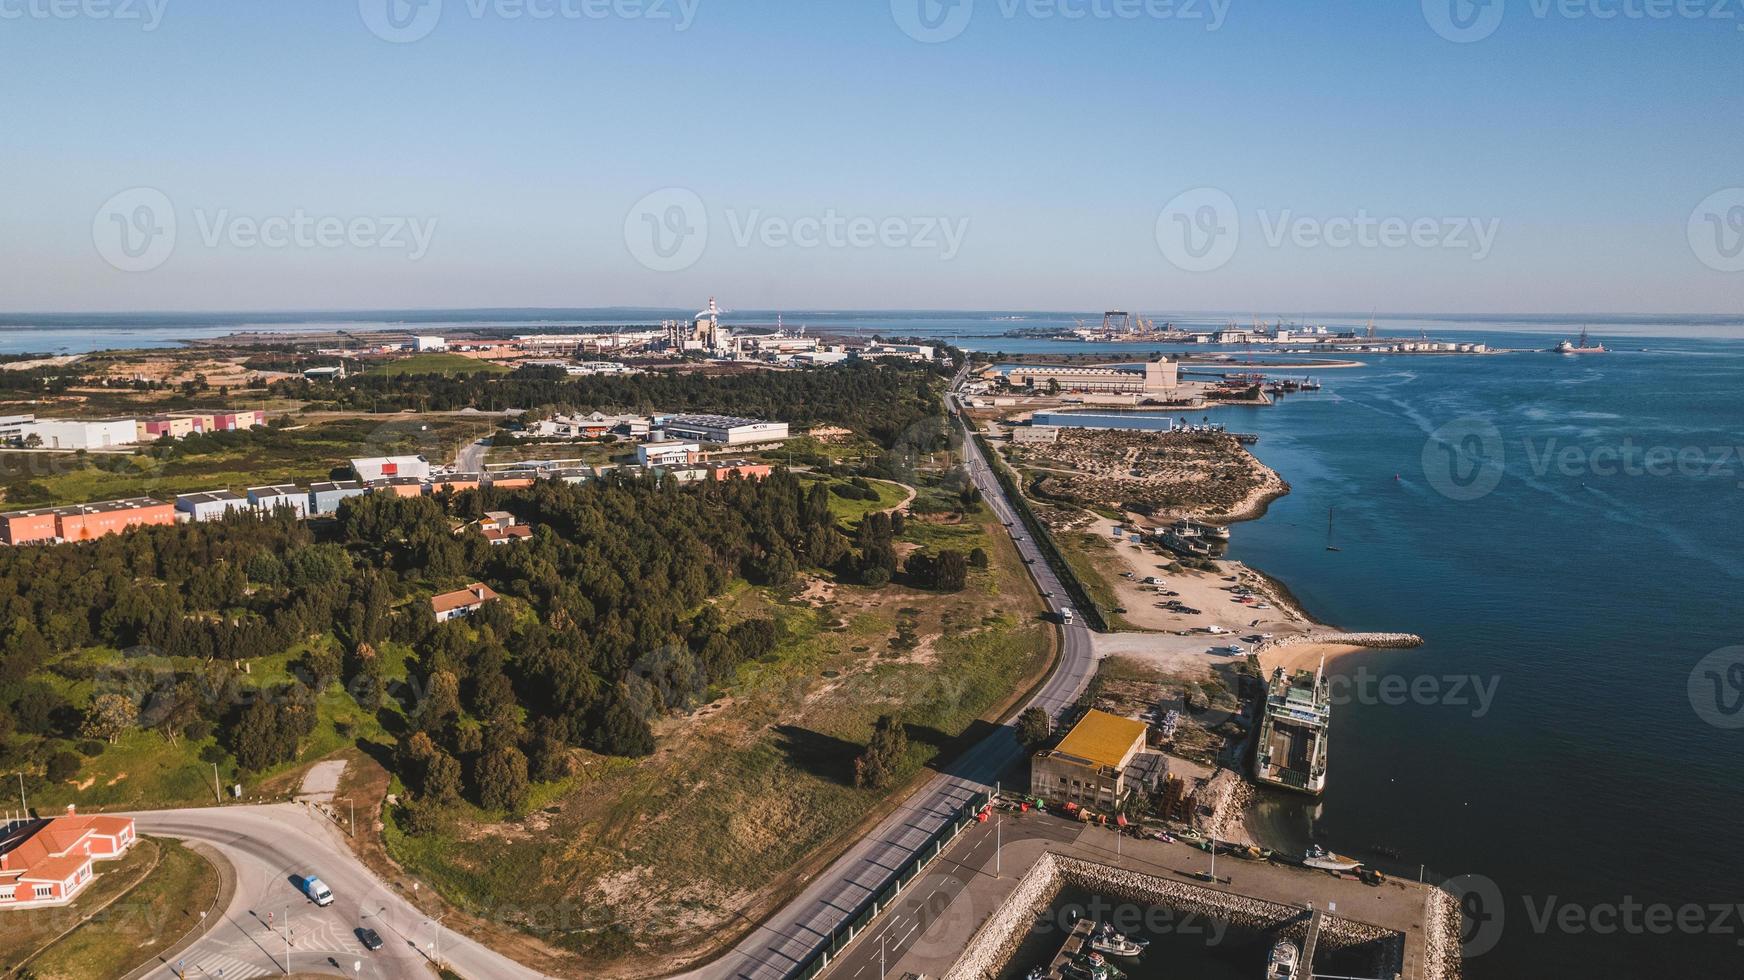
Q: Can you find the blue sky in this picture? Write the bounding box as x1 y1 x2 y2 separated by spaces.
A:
2 0 1740 313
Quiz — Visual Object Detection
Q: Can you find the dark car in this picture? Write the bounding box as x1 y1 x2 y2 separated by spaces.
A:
357 927 384 951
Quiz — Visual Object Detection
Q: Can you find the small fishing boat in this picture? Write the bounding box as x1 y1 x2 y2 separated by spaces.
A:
1266 939 1301 979
1088 923 1148 957
1303 844 1362 872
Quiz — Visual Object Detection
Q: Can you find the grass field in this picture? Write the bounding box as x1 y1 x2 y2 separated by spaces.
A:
0 417 476 508
380 500 1053 975
366 353 511 377
0 836 219 980
801 475 911 525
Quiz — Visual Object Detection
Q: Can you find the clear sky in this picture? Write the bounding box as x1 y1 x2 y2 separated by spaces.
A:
2 0 1741 314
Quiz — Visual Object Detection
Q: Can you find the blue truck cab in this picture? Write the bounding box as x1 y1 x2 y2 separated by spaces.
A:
298 875 334 907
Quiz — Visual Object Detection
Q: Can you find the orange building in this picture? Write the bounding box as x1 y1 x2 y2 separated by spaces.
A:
52 499 176 543
428 474 481 494
486 475 535 490
0 509 60 545
368 478 426 498
708 461 774 481
0 807 136 909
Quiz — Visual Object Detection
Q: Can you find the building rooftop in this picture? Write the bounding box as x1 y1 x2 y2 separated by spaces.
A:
664 414 775 428
431 583 500 614
309 481 364 493
1052 709 1148 771
247 485 304 497
176 490 243 504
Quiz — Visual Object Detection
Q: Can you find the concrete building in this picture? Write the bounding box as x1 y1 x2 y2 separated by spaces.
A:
659 415 789 446
1028 709 1149 809
350 455 431 483
432 583 499 622
0 415 34 443
863 343 938 361
415 336 448 352
368 477 426 498
428 474 482 495
1006 358 1178 395
205 410 265 432
0 807 136 909
52 499 177 542
138 416 198 441
309 481 367 515
1012 425 1061 445
485 473 535 490
247 485 310 519
638 440 701 467
20 418 138 450
175 490 251 522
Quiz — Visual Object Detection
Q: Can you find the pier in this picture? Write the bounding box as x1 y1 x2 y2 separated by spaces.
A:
1301 907 1325 971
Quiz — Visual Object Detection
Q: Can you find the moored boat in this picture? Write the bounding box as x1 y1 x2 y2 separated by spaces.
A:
1303 844 1362 872
1266 939 1301 979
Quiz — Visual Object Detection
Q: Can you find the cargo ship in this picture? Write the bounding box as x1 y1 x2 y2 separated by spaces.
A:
1555 327 1607 354
1254 663 1331 795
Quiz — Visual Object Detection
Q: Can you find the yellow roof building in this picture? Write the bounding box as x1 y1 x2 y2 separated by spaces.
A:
1051 709 1148 772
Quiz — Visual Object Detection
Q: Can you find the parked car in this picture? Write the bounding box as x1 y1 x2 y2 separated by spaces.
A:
357 927 384 951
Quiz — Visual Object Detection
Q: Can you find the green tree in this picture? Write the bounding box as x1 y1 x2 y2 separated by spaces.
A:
854 714 908 790
1015 707 1051 750
474 744 529 812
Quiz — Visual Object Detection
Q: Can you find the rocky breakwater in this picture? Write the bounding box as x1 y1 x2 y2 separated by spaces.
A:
1267 631 1425 651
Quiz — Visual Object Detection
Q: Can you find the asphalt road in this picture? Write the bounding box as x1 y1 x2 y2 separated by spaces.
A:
676 369 1102 980
126 804 543 980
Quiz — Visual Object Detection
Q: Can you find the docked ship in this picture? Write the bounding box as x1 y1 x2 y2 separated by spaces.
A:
1555 327 1607 354
1253 663 1331 795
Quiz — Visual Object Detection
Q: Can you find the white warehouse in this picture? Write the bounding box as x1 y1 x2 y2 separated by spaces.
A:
20 418 139 450
659 415 789 446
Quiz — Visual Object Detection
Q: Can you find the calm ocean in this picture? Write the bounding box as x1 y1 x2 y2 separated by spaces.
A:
6 310 1740 975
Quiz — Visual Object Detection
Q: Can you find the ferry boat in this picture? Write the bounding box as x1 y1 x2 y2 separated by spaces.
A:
1556 327 1607 354
1266 939 1302 980
1253 663 1331 795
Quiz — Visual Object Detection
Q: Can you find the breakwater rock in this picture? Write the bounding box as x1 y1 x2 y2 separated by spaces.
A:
1269 631 1425 651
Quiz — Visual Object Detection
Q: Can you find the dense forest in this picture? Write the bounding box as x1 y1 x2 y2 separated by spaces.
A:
271 360 951 448
0 468 982 821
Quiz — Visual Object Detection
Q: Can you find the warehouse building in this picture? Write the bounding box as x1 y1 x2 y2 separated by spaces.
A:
20 418 138 450
175 490 251 522
1006 358 1179 395
247 485 310 519
350 455 431 482
637 440 701 467
658 415 790 446
309 481 367 515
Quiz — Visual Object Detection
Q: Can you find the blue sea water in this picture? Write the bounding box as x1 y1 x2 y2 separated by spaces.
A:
4 310 1740 975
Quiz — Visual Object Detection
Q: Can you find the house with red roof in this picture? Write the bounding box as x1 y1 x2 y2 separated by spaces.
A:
0 806 137 909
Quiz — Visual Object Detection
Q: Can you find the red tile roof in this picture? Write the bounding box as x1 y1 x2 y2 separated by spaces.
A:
430 583 499 614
